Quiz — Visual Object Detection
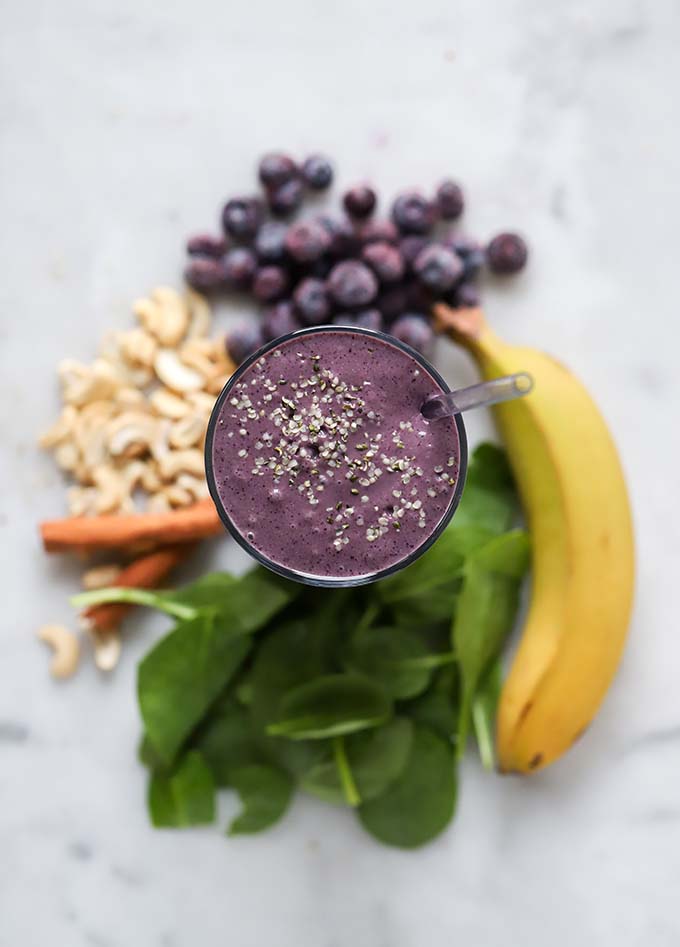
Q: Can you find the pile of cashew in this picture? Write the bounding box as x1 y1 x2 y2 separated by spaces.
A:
39 287 235 516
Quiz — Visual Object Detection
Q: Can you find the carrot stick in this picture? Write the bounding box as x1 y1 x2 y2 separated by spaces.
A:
40 498 222 553
81 544 195 632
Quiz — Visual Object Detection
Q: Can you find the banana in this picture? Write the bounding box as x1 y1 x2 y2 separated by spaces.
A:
434 305 635 773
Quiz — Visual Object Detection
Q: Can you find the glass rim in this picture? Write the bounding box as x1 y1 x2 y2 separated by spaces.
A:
204 325 468 588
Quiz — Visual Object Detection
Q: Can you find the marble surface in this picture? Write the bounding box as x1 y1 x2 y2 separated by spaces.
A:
2 1 680 944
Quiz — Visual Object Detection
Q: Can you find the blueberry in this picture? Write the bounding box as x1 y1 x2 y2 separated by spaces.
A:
258 152 298 188
376 284 408 321
285 220 331 263
254 222 288 263
301 154 334 190
447 234 485 278
184 257 226 291
389 314 434 356
391 191 436 235
455 282 481 308
221 197 263 241
253 265 289 302
226 323 265 365
399 235 429 269
486 232 528 274
355 309 384 332
293 277 331 325
186 233 228 258
332 313 357 326
413 244 464 293
358 220 399 245
327 260 379 308
436 180 464 220
343 186 377 220
262 300 301 340
223 247 257 288
361 241 405 284
318 216 360 258
405 278 434 313
267 177 304 217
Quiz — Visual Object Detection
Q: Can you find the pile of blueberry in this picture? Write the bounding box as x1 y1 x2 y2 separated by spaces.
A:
184 152 528 364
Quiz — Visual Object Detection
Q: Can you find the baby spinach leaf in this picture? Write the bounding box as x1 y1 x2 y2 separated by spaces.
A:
148 751 215 828
472 658 503 771
402 666 459 742
139 616 252 765
266 674 392 740
453 529 530 757
138 570 297 765
301 717 414 806
192 698 265 786
377 524 493 623
228 764 294 835
358 725 457 848
454 442 519 534
343 625 444 699
249 621 332 776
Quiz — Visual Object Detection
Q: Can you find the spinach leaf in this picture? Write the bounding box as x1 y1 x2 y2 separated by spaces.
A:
472 658 503 771
148 751 215 828
377 524 494 623
266 674 392 740
402 666 459 742
344 625 451 699
192 698 265 786
301 717 414 806
228 764 294 835
454 442 519 534
249 621 332 776
139 616 251 765
358 725 457 848
453 529 530 757
138 570 297 764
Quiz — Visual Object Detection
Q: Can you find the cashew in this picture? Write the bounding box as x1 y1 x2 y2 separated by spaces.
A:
67 485 98 516
186 391 218 415
123 459 162 494
55 441 81 472
74 402 114 468
169 414 205 449
82 564 122 590
38 625 80 679
147 492 171 513
150 418 172 463
205 372 232 396
162 484 194 507
114 386 148 409
91 629 122 671
39 405 78 449
151 287 190 346
185 289 212 338
92 466 126 513
118 328 158 368
133 297 163 336
176 472 209 501
107 412 158 458
158 448 204 480
150 387 191 420
154 349 204 393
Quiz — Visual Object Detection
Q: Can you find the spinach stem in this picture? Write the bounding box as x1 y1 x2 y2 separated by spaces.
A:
355 602 380 635
333 736 361 807
394 651 456 671
472 701 496 771
71 588 198 622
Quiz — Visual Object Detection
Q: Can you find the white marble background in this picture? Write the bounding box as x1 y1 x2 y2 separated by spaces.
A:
2 0 679 944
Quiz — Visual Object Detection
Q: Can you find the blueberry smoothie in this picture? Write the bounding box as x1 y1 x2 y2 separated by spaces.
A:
207 327 465 584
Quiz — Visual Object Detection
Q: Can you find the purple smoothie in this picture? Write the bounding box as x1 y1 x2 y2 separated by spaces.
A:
208 328 461 582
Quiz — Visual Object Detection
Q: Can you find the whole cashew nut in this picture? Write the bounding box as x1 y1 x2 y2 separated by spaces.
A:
38 625 80 679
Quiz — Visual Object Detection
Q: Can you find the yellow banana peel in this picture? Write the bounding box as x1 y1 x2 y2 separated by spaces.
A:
435 305 635 773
